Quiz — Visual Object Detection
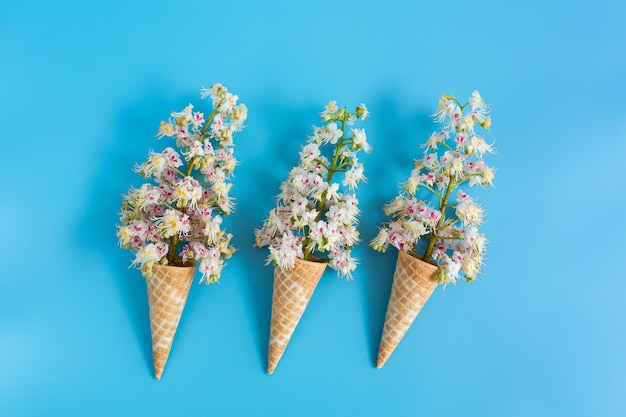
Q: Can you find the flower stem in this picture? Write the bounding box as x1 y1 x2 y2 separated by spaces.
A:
168 235 180 264
303 110 349 260
453 98 469 111
162 202 177 210
441 142 456 152
324 112 348 187
423 174 456 259
419 183 443 199
185 105 221 178
314 159 330 171
200 108 219 140
186 157 197 177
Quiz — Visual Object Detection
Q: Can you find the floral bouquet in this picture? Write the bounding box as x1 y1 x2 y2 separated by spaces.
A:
116 83 247 379
370 91 495 368
255 101 371 374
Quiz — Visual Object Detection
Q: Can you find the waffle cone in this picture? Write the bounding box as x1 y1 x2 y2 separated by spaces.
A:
146 263 196 380
377 250 439 368
267 257 327 375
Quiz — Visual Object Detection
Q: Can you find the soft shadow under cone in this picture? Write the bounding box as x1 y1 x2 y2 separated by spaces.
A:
377 250 439 369
146 263 196 380
267 257 327 375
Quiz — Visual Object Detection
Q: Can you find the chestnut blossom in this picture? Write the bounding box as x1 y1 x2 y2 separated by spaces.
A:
117 83 246 283
255 102 371 279
371 91 496 285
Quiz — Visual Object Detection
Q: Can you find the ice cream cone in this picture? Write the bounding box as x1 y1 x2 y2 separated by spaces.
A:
377 250 439 368
267 257 327 375
146 263 196 380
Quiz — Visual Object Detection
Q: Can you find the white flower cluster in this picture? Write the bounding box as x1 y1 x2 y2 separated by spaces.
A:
117 84 247 283
255 102 371 279
371 91 495 285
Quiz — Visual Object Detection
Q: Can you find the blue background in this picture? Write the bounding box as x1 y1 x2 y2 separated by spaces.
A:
2 0 625 415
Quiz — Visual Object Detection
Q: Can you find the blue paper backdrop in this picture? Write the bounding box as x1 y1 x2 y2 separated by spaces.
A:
2 0 625 416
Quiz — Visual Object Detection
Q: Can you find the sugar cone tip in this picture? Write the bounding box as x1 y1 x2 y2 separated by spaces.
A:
146 263 196 382
267 343 280 375
376 354 387 369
